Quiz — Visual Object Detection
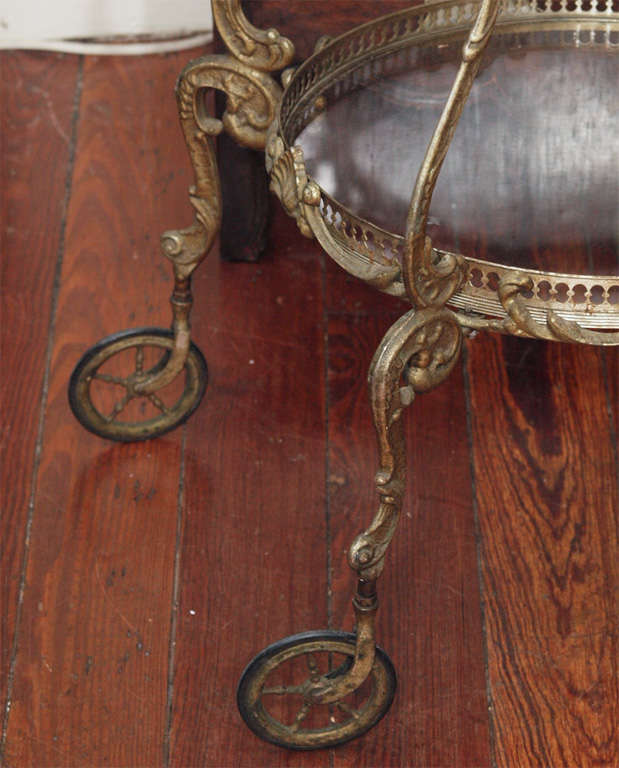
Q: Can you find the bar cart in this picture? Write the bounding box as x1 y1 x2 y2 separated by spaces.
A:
68 0 618 750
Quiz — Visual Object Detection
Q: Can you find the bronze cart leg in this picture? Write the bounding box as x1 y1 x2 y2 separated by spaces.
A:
68 0 292 441
237 306 463 749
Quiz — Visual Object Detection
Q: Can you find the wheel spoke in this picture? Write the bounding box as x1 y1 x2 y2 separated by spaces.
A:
236 633 396 749
306 652 320 681
135 345 144 374
289 701 312 733
92 372 127 387
148 393 171 415
262 684 305 696
336 701 360 720
106 393 132 422
326 653 352 679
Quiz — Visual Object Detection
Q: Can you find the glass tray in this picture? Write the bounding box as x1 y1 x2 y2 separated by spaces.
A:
271 0 619 332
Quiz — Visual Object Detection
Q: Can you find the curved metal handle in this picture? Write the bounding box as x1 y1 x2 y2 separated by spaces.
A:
403 0 500 308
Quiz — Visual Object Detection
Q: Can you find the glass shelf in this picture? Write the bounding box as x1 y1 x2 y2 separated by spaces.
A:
298 38 618 276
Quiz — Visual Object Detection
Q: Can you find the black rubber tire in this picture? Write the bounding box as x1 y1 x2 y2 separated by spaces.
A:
237 630 396 750
68 327 207 442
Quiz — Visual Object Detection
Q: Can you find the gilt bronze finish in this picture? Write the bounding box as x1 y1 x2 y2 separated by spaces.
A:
69 0 292 441
69 0 618 748
243 0 619 748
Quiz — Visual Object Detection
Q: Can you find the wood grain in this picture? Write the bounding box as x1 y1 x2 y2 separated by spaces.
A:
462 92 618 763
591 234 618 536
0 51 80 722
592 240 619 446
2 40 616 768
2 51 199 766
168 208 332 766
467 335 618 767
605 347 618 456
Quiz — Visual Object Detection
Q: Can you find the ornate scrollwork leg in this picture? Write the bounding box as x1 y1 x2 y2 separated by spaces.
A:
237 307 463 748
350 307 463 581
315 307 463 708
136 52 283 398
69 1 290 440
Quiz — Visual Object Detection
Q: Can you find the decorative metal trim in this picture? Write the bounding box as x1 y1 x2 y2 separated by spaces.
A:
279 0 618 141
403 0 498 308
268 0 618 345
498 274 619 345
212 0 295 72
162 2 291 282
311 190 619 330
148 1 291 395
266 125 314 238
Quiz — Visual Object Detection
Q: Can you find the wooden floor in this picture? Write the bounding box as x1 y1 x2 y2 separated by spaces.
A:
1 49 617 768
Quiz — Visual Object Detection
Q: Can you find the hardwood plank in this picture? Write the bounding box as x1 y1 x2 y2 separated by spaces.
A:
463 114 618 765
3 38 615 768
168 208 333 766
2 51 202 766
591 239 619 449
606 347 618 457
467 334 618 767
325 274 492 767
0 50 80 724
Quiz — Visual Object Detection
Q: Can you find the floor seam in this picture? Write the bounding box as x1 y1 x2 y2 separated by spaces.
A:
0 54 84 760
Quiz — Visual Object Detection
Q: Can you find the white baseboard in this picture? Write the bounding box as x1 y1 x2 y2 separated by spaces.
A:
0 0 213 53
0 31 213 55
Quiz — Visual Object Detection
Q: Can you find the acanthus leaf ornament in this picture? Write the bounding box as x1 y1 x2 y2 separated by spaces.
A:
233 0 618 751
177 55 282 152
165 52 283 280
407 232 468 309
274 0 618 341
266 128 315 239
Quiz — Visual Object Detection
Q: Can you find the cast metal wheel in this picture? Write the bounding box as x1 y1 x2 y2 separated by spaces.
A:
237 630 396 750
68 327 207 441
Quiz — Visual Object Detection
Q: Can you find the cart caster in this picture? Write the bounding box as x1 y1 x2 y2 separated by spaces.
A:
68 327 207 442
237 630 396 750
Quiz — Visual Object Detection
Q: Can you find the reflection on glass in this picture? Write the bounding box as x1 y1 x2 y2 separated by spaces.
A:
298 38 618 275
